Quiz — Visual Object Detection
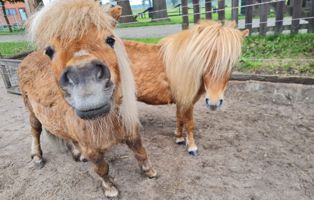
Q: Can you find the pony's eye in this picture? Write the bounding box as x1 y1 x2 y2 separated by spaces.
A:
105 36 115 48
44 46 55 59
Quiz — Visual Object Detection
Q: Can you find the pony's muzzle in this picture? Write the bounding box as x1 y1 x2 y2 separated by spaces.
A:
60 60 115 119
205 98 223 111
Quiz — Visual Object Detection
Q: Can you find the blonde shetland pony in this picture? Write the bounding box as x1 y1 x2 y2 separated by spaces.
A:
123 19 249 155
18 1 156 198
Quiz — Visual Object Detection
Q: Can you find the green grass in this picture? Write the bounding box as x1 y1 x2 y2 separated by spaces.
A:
118 7 244 28
0 41 35 58
0 28 25 35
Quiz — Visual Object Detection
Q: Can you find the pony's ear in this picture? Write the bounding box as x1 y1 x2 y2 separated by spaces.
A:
241 29 250 37
109 5 122 22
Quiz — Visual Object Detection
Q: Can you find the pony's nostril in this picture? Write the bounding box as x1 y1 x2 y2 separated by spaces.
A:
205 98 209 105
219 99 223 107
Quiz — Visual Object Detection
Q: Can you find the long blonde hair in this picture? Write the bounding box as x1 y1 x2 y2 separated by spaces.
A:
160 21 246 107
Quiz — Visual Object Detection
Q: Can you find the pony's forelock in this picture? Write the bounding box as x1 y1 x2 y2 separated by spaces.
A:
160 21 244 107
28 0 115 48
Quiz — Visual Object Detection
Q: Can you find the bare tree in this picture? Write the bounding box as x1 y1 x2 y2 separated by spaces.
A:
24 0 42 15
152 0 168 21
116 0 135 23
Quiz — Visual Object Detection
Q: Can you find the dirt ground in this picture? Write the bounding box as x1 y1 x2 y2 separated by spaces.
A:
0 80 314 200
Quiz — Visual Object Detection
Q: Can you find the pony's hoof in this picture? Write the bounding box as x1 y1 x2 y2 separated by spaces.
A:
175 137 185 145
187 146 199 156
32 155 45 168
188 150 198 156
104 186 119 198
144 168 158 178
80 156 88 162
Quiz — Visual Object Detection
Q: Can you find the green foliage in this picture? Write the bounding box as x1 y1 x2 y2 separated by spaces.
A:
0 41 35 58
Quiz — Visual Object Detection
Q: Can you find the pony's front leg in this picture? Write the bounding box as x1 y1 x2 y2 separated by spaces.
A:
126 133 157 178
93 159 119 198
175 105 185 145
30 113 44 167
183 107 198 156
66 141 87 162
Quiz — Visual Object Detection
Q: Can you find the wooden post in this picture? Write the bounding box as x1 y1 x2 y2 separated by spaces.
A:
259 0 269 35
232 0 239 24
275 0 284 34
218 0 225 21
193 0 200 23
291 0 302 34
181 0 189 30
205 0 212 20
245 0 253 33
0 65 11 89
309 0 314 33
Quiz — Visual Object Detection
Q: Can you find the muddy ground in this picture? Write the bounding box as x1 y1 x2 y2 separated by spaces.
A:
0 80 314 200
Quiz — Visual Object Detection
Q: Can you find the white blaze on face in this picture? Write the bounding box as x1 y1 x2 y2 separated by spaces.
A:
73 50 90 57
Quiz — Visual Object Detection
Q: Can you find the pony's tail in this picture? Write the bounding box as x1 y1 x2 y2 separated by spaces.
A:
113 35 140 135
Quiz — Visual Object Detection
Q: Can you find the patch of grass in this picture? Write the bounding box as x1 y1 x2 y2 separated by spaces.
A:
118 7 242 28
0 28 25 35
0 41 35 58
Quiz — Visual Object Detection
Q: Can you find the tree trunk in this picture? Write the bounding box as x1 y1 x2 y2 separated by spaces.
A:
24 0 42 15
0 0 12 32
152 0 168 21
116 0 135 23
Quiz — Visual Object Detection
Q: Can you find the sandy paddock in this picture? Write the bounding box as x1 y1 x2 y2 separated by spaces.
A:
0 80 313 200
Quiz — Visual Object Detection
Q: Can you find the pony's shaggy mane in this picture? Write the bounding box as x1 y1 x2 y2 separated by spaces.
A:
160 21 244 107
28 0 115 48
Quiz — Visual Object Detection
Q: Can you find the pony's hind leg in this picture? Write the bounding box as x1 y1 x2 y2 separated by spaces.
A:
93 159 118 198
183 106 198 156
126 133 157 178
175 105 185 145
29 113 44 167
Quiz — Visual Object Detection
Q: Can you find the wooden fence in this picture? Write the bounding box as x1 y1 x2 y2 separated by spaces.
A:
181 0 314 35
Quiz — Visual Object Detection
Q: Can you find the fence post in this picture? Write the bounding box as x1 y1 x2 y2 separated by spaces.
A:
205 0 212 20
0 65 11 89
218 0 225 21
259 0 269 35
181 0 189 30
232 0 239 24
275 0 284 34
291 0 302 34
245 0 253 34
309 0 314 33
193 0 200 23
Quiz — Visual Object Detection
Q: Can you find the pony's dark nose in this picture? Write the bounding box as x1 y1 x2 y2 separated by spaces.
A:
205 98 223 111
60 60 111 88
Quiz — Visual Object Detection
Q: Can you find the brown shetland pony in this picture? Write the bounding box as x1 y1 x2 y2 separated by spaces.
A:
18 0 156 198
123 21 249 156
